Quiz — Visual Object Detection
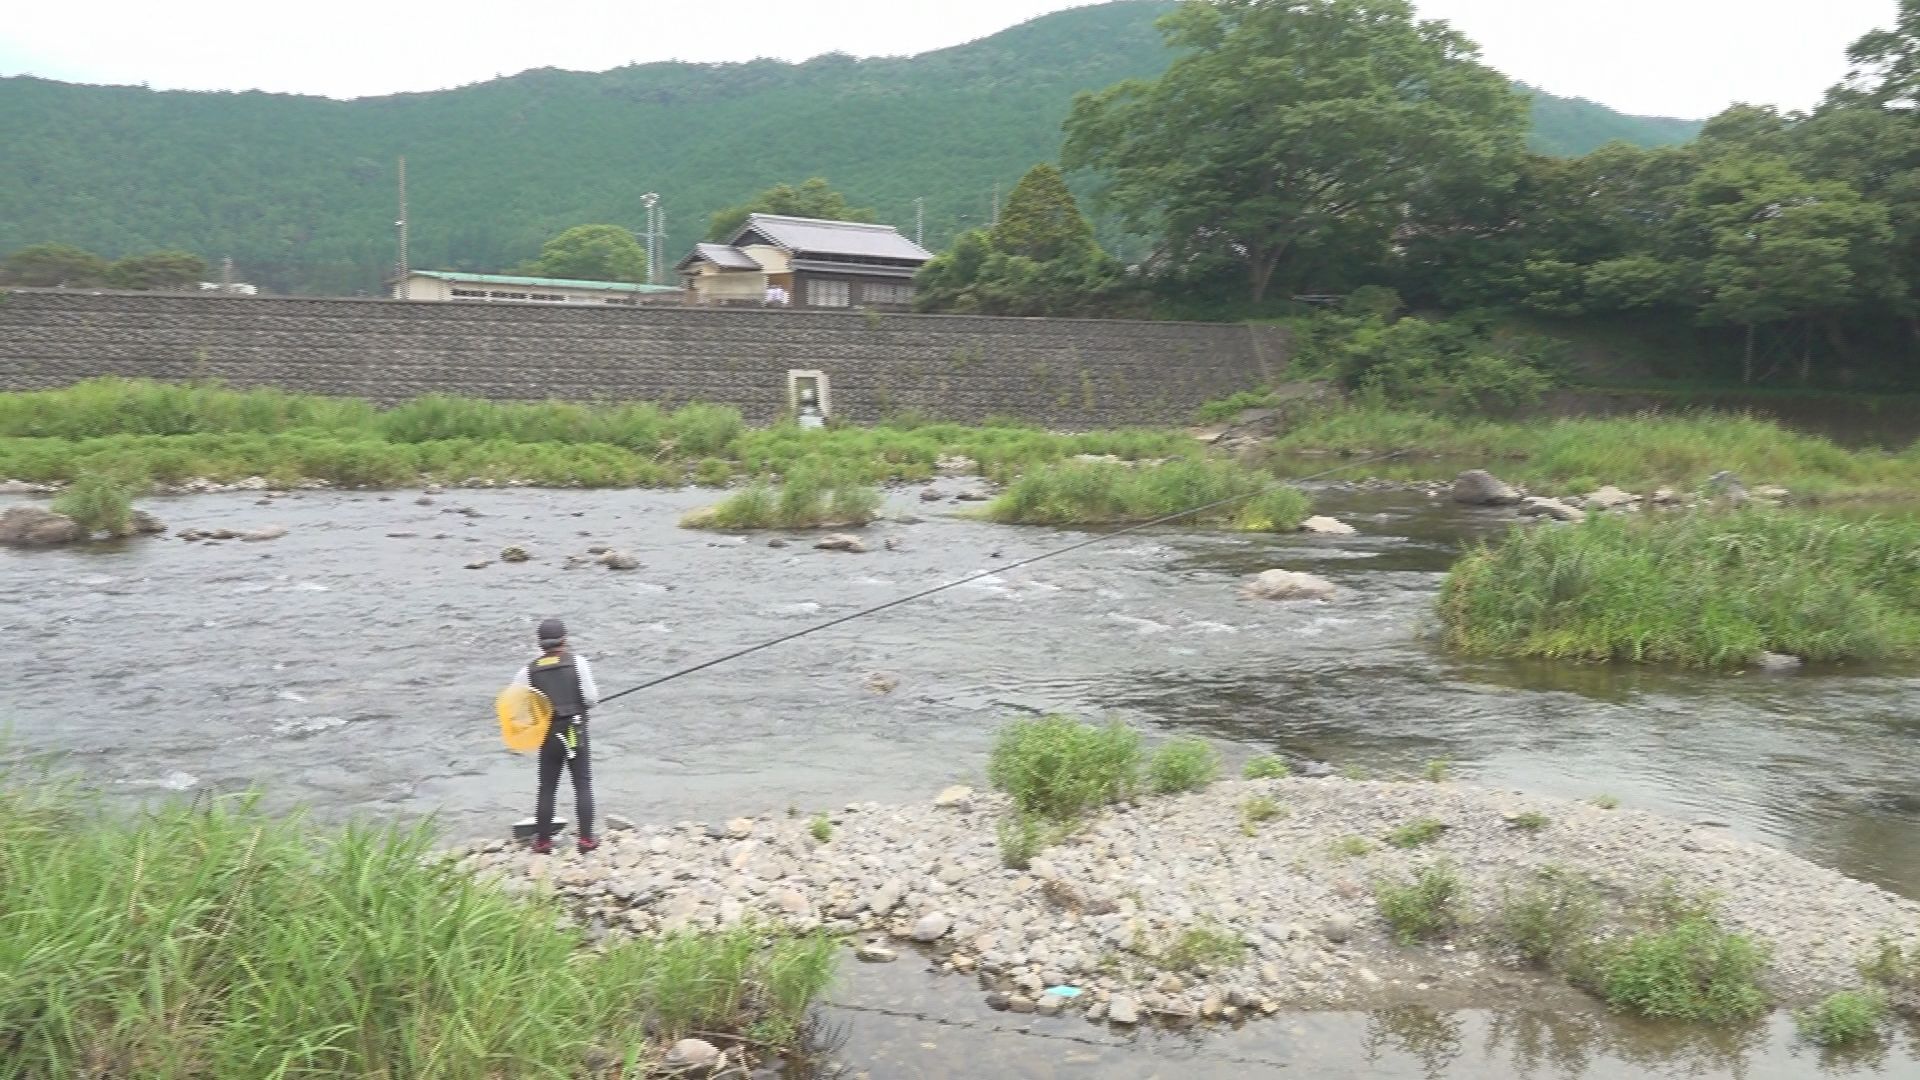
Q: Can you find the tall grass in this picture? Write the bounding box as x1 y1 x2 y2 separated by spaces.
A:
50 472 136 535
681 465 882 529
987 715 1142 822
987 459 1311 531
0 781 836 1078
1270 404 1920 494
1440 510 1920 667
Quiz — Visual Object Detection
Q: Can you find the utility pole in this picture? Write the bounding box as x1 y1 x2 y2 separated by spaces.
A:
914 196 925 247
641 192 661 285
220 256 234 292
395 156 410 300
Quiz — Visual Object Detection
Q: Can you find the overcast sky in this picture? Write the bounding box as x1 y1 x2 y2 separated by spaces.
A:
0 0 1897 120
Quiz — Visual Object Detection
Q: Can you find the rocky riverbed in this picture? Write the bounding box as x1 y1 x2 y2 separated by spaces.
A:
456 778 1920 1030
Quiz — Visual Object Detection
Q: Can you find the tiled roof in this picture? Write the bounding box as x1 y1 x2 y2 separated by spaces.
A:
732 214 932 262
408 270 680 293
687 243 763 270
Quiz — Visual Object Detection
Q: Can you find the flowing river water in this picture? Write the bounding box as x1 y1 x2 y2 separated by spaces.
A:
5 481 1919 1077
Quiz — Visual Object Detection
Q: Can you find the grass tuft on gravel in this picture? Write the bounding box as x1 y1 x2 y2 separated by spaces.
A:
1375 860 1466 945
680 464 882 529
1147 737 1221 794
1796 990 1889 1048
987 715 1142 822
1585 914 1772 1023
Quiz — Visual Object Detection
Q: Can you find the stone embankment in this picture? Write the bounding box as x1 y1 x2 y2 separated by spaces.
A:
456 779 1920 1028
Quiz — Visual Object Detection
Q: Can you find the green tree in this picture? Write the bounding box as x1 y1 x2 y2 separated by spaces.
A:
990 164 1095 261
520 225 647 283
916 165 1134 316
705 178 874 243
1063 0 1527 304
0 243 110 287
1679 158 1897 382
106 251 208 290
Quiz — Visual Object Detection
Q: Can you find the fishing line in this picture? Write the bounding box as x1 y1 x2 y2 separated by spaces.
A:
594 448 1409 705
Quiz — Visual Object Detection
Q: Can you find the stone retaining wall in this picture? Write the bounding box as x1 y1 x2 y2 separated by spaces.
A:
0 291 1288 427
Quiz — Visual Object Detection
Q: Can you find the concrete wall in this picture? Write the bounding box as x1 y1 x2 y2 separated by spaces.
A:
0 291 1287 428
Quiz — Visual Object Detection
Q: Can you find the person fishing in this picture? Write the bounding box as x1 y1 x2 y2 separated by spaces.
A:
509 617 601 854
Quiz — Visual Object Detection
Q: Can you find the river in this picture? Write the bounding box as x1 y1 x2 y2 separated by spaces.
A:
5 481 1918 1077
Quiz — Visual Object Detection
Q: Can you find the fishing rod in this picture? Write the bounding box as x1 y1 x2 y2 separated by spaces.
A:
591 448 1410 705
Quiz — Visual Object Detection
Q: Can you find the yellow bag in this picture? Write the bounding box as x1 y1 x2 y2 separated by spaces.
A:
496 684 553 753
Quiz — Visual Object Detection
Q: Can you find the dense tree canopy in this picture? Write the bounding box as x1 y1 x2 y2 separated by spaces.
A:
1063 0 1528 304
106 251 208 290
705 178 874 243
519 224 647 283
1 243 111 287
916 163 1133 316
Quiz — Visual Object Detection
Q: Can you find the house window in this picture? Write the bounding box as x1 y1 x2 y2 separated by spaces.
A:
489 291 529 300
805 279 851 308
529 292 565 302
862 282 913 306
451 288 487 298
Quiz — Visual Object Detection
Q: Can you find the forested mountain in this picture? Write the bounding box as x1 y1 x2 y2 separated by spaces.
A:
0 0 1700 296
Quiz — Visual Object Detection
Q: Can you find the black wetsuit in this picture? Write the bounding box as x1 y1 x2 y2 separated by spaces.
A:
528 652 594 841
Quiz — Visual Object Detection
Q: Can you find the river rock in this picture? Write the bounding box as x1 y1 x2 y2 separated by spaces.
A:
815 533 868 553
500 545 530 562
1299 515 1357 536
241 525 289 542
600 550 639 570
0 506 84 546
855 942 898 963
1035 994 1065 1017
1451 470 1521 506
934 785 974 809
920 488 942 502
911 913 952 942
129 510 167 534
663 1038 722 1070
725 817 754 838
1754 652 1804 673
954 489 991 502
936 455 977 475
1517 497 1586 523
1242 569 1337 602
1321 914 1355 944
1108 995 1142 1025
464 559 491 570
1583 485 1637 511
866 881 904 915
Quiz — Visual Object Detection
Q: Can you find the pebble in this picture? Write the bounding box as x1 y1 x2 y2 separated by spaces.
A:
911 913 952 942
854 943 897 964
664 1038 722 1070
1107 995 1141 1025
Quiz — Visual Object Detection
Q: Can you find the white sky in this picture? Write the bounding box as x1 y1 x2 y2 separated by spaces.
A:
0 0 1897 120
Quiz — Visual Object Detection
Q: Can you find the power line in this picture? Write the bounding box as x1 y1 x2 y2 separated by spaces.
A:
594 449 1406 706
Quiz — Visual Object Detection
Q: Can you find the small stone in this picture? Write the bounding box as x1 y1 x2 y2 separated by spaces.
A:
1241 569 1337 602
1451 469 1521 506
920 488 942 502
985 991 1012 1011
664 1038 722 1070
866 881 904 916
1517 496 1586 523
600 550 639 571
933 785 974 809
1200 992 1224 1020
1299 515 1357 535
855 943 898 964
1154 973 1185 994
726 817 754 839
500 545 530 562
240 524 289 542
911 913 952 943
1006 996 1037 1014
950 953 978 973
464 560 491 570
1321 914 1355 944
815 533 868 553
1584 485 1638 510
1108 995 1141 1025
768 538 788 548
1754 652 1803 673
1035 995 1064 1017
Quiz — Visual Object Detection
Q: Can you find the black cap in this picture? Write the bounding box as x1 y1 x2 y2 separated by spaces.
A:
537 618 567 647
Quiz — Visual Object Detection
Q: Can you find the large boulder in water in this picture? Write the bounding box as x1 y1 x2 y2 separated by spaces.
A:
0 506 85 546
1242 569 1337 601
1451 470 1521 506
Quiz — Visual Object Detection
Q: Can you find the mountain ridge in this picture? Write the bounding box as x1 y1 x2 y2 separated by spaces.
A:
0 1 1703 295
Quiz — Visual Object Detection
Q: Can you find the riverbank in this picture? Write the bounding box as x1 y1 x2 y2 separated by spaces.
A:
5 379 1920 505
456 777 1920 1032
